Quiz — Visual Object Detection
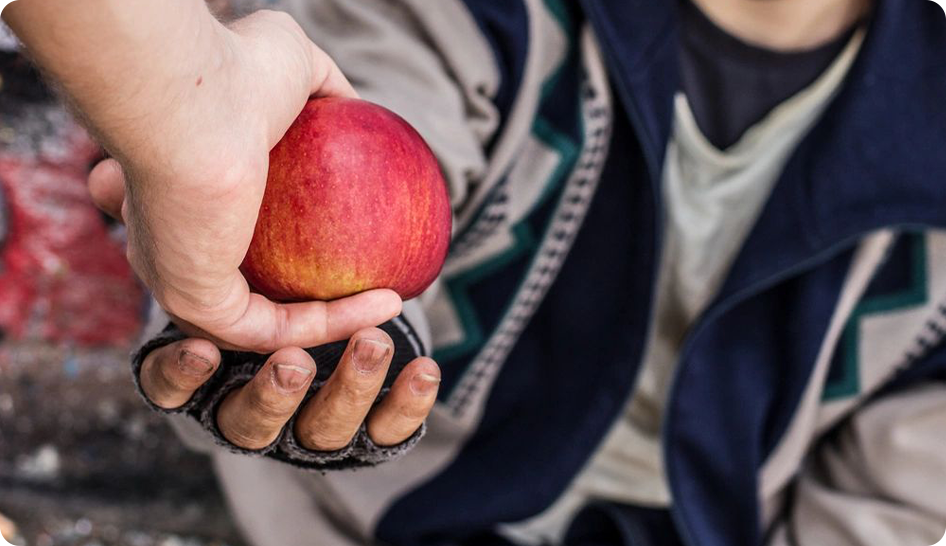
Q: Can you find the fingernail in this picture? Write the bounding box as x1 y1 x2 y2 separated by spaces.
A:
273 363 313 393
179 350 213 377
352 338 391 374
410 373 441 396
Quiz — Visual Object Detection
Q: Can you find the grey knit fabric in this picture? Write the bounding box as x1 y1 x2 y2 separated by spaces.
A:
130 317 428 470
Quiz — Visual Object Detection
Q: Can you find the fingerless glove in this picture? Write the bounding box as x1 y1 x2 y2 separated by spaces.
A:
131 316 427 470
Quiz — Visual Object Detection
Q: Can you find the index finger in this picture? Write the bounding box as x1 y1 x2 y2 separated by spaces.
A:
308 42 359 100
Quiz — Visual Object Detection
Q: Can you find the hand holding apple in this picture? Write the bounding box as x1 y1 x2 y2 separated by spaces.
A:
82 9 403 353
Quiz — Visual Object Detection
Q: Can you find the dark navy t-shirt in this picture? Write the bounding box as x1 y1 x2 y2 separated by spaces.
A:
679 0 860 150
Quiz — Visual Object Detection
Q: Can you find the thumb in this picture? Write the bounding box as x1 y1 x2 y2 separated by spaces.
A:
88 158 127 222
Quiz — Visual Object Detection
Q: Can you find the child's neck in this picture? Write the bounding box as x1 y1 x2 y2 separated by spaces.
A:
690 0 871 52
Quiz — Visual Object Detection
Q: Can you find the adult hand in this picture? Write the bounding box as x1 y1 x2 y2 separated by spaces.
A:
139 329 441 450
5 2 402 352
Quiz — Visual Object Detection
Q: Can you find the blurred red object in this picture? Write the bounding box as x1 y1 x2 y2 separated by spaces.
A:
0 110 144 346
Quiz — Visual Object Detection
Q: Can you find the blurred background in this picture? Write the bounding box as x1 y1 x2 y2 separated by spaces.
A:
0 1 257 545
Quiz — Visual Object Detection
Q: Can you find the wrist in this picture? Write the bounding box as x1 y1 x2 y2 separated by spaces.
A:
98 2 234 152
108 11 258 190
9 0 234 163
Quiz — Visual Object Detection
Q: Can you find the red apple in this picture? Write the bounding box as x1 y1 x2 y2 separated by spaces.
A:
241 97 452 302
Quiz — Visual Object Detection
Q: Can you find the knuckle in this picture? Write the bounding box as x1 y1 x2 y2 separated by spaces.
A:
254 10 306 46
143 347 173 381
156 358 187 391
238 8 271 27
267 305 293 351
140 359 184 408
245 389 292 424
338 378 379 404
260 9 290 24
297 423 355 452
221 423 276 451
295 395 364 451
218 393 284 450
367 417 416 447
269 10 306 41
310 306 330 345
398 400 432 422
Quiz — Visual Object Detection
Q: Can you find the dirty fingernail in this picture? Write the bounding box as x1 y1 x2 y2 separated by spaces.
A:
410 373 441 396
179 349 214 376
352 338 391 374
273 363 313 393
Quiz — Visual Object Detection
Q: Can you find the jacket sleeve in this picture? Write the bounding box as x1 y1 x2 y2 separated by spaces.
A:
281 0 501 213
768 382 946 546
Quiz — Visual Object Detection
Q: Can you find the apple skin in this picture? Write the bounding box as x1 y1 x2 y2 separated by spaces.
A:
241 97 452 302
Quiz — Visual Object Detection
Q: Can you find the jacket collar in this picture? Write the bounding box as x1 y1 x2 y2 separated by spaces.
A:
582 0 946 297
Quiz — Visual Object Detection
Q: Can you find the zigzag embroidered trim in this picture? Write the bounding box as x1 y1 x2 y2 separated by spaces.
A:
446 77 613 417
451 183 512 257
871 298 946 394
902 302 946 367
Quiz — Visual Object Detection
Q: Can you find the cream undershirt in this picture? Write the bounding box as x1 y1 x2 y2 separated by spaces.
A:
500 28 865 545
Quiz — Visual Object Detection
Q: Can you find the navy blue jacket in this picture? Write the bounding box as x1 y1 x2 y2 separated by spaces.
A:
375 0 946 544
